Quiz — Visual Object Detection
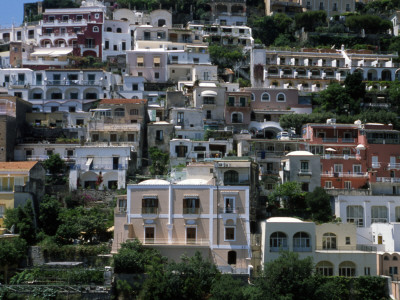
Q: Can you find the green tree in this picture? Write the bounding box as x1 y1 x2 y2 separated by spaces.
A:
387 82 400 113
250 16 279 46
149 147 170 176
210 274 246 300
345 15 392 34
344 72 365 114
39 195 61 236
295 11 327 32
268 182 305 210
305 187 332 223
141 251 219 300
4 201 37 245
43 0 78 8
316 83 353 114
208 45 245 71
0 238 27 283
256 251 314 300
43 154 67 184
113 239 161 273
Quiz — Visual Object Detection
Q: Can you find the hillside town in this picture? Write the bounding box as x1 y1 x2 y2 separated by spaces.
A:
0 0 400 298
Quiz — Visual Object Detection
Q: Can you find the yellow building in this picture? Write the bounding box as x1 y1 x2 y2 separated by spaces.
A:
0 161 45 228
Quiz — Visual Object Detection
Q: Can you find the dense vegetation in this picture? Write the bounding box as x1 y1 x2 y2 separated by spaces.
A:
113 241 389 300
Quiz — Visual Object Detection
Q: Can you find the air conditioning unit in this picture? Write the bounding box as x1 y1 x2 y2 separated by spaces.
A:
218 162 225 167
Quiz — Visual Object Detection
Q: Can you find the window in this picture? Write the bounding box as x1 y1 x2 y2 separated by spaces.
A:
300 161 309 172
183 196 199 214
228 251 237 265
322 233 337 249
193 58 199 64
353 164 362 174
158 19 166 27
93 26 99 32
117 28 122 33
206 110 211 119
319 2 324 9
390 267 398 275
156 130 163 141
364 267 371 276
175 145 188 157
316 261 333 276
261 93 270 101
177 112 184 125
228 96 235 106
344 181 351 189
69 106 76 113
70 92 78 99
128 134 135 142
122 41 126 51
225 227 235 241
251 93 255 101
394 256 399 261
346 237 351 245
47 150 53 156
130 109 138 115
28 30 34 39
396 207 400 222
132 84 138 91
144 227 155 244
339 261 356 277
153 57 161 67
157 31 165 39
240 97 246 107
276 93 286 102
371 206 388 223
347 206 364 227
301 183 309 192
51 106 58 112
293 232 311 252
95 13 100 19
231 112 243 123
325 181 332 188
36 74 42 85
137 56 144 67
33 93 42 99
270 232 288 252
334 164 343 173
106 27 112 32
110 134 117 142
224 197 235 213
224 170 239 185
142 196 158 214
0 205 4 218
333 3 337 11
114 108 125 117
203 97 215 105
346 3 350 11
67 150 74 157
154 72 160 79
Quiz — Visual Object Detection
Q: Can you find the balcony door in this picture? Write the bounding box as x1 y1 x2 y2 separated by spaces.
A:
145 227 155 244
186 227 196 244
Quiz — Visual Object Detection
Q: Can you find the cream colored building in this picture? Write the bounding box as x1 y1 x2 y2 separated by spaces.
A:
113 177 252 274
261 217 377 276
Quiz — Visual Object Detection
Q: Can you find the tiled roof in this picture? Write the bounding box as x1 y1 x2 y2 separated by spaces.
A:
0 161 38 171
100 99 147 105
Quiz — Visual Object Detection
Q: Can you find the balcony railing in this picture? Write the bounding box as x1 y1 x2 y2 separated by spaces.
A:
219 207 239 214
293 246 312 252
321 172 368 177
322 154 357 160
322 138 338 143
376 177 400 183
134 238 209 246
389 163 400 169
0 187 14 192
183 207 200 214
142 207 158 214
372 162 381 168
298 169 312 175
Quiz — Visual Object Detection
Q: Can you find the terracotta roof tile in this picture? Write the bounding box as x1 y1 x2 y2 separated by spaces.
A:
0 161 38 171
100 99 147 105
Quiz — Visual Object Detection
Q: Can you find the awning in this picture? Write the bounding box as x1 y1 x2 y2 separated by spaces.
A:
31 48 72 56
85 157 93 166
201 90 217 97
184 194 199 198
325 148 336 152
153 57 161 63
137 56 144 63
143 194 158 199
49 48 73 57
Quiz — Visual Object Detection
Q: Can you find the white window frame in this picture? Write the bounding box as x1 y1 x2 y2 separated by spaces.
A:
334 164 343 173
276 93 286 102
95 13 100 19
325 181 332 188
224 197 235 213
224 226 236 242
93 26 99 32
371 206 388 223
231 112 243 123
251 93 255 101
353 164 362 174
261 92 270 102
344 181 351 189
346 205 364 227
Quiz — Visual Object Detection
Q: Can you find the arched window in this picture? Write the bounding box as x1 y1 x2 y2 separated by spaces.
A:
130 109 138 115
346 205 364 227
316 261 333 276
117 28 122 33
114 108 125 117
224 170 238 185
158 19 166 27
261 93 270 102
339 261 356 277
394 256 398 261
293 232 311 252
322 233 337 249
106 27 112 32
276 93 285 102
251 93 255 101
384 256 390 261
270 232 288 252
231 112 243 123
93 26 99 32
228 251 237 265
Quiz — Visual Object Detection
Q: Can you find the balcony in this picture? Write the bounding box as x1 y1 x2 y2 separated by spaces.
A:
376 177 400 183
183 207 200 215
141 207 158 215
321 172 369 178
322 154 357 160
389 163 400 169
372 162 381 168
322 137 338 143
45 80 101 86
298 169 312 176
0 187 14 193
130 238 209 246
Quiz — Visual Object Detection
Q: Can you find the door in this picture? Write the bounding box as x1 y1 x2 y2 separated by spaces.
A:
145 227 155 244
186 228 196 244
